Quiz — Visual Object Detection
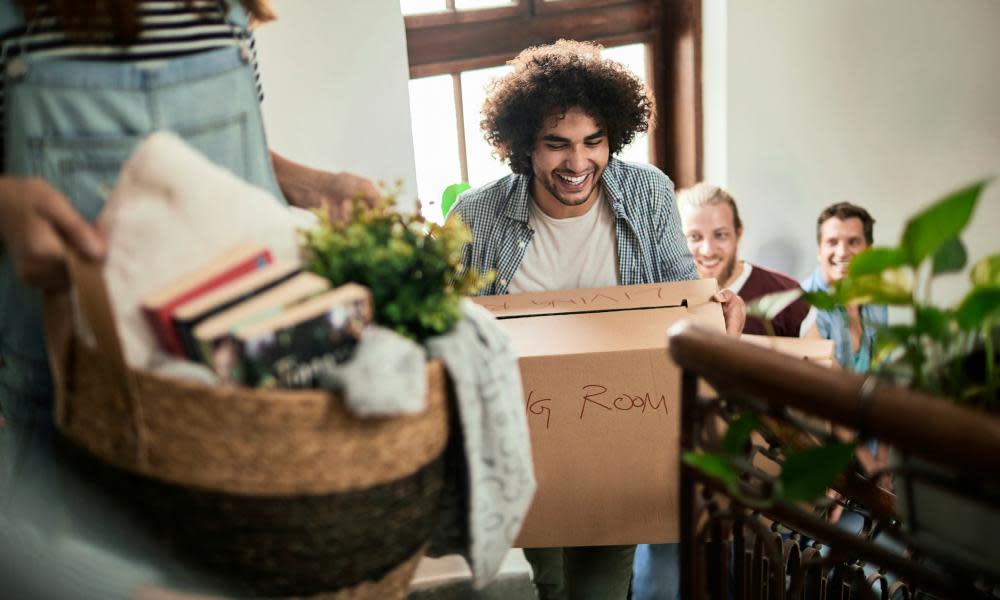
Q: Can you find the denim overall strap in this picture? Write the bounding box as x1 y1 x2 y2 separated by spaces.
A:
0 3 284 403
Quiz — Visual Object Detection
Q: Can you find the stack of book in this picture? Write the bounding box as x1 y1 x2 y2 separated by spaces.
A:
141 242 372 388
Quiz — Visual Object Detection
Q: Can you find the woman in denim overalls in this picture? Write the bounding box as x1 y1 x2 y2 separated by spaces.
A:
0 4 375 593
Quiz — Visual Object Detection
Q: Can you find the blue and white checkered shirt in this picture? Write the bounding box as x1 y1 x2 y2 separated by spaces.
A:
449 157 698 296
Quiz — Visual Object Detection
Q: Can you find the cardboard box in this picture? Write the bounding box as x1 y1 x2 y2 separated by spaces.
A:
471 279 724 547
740 334 837 369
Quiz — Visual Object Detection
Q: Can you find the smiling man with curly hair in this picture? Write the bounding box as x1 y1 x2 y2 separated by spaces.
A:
448 39 743 600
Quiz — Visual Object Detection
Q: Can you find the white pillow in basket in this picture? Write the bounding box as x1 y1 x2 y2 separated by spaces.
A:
97 131 317 371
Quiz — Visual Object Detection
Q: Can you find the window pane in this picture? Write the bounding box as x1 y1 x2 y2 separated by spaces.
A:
400 0 447 16
461 64 513 188
454 0 515 10
408 75 462 220
602 43 650 165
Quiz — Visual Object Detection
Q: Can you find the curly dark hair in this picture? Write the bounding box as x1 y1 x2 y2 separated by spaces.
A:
482 39 655 175
816 202 876 245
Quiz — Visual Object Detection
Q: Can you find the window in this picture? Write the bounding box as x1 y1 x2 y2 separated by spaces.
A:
402 0 701 220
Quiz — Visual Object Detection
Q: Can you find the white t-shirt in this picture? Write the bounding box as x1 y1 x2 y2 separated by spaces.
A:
508 191 619 293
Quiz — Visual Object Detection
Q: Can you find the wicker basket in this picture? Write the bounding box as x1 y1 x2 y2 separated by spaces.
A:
43 256 450 598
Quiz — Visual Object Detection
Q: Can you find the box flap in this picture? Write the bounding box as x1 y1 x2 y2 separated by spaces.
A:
472 278 718 318
475 280 724 357
741 334 837 368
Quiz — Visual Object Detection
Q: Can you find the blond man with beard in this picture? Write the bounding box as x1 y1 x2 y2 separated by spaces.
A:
677 183 819 338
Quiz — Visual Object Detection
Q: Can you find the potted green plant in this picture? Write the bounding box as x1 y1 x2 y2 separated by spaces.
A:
300 184 492 342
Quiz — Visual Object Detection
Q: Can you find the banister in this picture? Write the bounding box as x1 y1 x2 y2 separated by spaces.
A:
668 321 1000 477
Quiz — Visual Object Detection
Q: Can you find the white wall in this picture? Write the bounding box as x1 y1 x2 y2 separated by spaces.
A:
254 0 419 212
711 0 1000 306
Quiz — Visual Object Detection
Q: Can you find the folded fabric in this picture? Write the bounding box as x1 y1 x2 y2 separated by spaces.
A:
424 300 536 586
313 326 427 417
97 132 317 370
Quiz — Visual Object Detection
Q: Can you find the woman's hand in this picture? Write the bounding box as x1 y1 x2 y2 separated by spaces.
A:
270 151 379 221
0 176 105 292
713 288 746 336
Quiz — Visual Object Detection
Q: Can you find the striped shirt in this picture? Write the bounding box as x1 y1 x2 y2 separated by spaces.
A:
0 0 262 169
450 157 698 296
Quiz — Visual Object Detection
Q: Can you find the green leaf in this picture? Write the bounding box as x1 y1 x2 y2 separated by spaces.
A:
872 324 914 365
682 452 738 487
970 254 1000 286
931 237 967 275
778 442 855 502
848 247 907 277
836 272 913 306
440 182 471 218
900 179 991 266
956 285 1000 330
801 289 838 311
915 306 950 340
747 289 803 321
723 414 760 455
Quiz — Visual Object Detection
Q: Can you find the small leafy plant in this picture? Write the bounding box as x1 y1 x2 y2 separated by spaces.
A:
688 178 999 506
300 184 493 342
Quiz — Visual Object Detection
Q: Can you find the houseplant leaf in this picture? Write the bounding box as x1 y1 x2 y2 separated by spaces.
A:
932 237 968 275
441 182 471 218
956 285 1000 330
682 452 738 488
779 442 855 502
836 270 912 306
723 414 760 455
900 179 990 266
747 289 802 321
872 324 916 366
849 247 907 277
801 289 838 311
915 306 951 341
970 254 1000 286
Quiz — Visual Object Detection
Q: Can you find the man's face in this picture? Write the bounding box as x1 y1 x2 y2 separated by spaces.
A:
529 107 610 218
817 216 869 284
681 203 741 287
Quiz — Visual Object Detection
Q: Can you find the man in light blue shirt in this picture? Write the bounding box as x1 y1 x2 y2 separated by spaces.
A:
801 202 887 373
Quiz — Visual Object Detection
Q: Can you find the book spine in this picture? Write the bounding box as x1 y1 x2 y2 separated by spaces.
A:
240 296 371 388
174 268 300 360
145 250 273 356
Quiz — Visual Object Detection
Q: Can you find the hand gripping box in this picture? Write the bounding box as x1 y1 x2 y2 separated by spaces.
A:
471 279 724 548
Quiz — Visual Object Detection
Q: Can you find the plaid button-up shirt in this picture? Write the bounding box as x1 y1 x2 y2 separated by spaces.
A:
449 158 698 296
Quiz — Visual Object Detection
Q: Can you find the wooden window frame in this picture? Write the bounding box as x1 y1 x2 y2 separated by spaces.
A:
404 0 702 188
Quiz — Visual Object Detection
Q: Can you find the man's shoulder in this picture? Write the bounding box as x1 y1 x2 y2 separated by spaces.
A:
606 158 673 191
746 263 802 292
450 173 519 221
738 263 802 302
604 158 676 220
800 267 828 293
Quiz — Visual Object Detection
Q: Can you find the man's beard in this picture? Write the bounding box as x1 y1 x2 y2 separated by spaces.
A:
716 254 738 287
538 170 601 207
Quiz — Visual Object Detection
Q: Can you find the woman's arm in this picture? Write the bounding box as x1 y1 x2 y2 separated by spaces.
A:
269 151 379 220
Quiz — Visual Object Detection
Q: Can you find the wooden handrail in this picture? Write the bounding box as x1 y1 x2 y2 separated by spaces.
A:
668 322 1000 478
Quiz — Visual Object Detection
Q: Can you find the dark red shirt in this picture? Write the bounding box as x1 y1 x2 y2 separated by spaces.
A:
736 263 811 337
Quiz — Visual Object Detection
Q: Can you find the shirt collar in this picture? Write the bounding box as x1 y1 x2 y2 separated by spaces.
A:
498 172 532 223
804 266 831 293
728 261 752 294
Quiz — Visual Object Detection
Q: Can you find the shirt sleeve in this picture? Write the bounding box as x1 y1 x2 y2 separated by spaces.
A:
655 183 699 282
